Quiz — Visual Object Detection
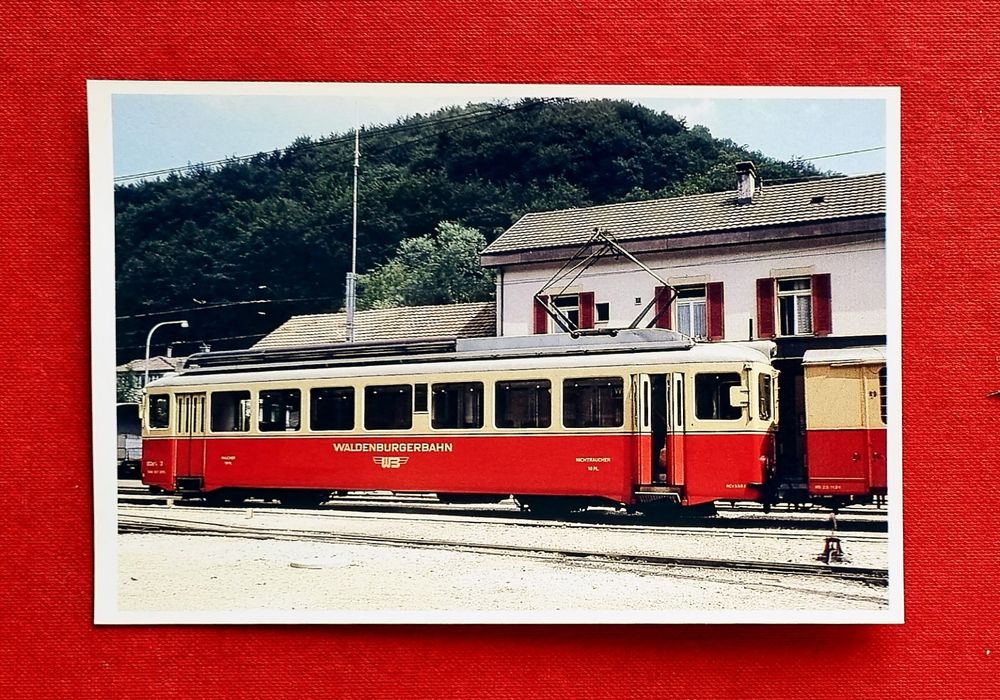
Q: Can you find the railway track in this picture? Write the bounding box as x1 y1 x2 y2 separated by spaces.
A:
118 512 890 587
117 485 888 534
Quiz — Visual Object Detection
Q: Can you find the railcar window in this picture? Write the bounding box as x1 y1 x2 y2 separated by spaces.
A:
879 367 887 424
495 380 551 429
148 395 170 429
432 382 484 429
259 389 301 432
311 387 355 431
694 373 743 421
211 391 252 432
364 385 413 430
563 377 624 428
414 384 428 413
758 374 773 421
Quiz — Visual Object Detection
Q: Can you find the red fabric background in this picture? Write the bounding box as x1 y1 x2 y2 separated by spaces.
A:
3 2 998 697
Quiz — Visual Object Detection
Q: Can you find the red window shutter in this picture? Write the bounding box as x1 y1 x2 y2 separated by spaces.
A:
756 278 776 338
812 273 832 336
578 292 595 330
533 295 549 334
654 286 672 329
706 282 725 341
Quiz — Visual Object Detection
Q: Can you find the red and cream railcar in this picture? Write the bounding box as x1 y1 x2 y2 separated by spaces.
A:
140 330 778 512
802 347 887 506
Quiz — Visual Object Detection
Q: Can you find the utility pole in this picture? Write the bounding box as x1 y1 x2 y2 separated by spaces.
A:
345 123 360 343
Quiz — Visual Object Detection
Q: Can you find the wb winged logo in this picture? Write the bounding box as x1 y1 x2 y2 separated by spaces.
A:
373 456 409 469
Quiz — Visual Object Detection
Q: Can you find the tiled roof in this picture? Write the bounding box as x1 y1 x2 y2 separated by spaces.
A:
117 355 184 373
254 301 497 350
482 173 886 256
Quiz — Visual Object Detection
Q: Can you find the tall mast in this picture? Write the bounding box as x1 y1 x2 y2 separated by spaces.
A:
346 121 360 343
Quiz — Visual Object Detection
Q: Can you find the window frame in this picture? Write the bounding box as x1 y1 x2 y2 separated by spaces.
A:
147 393 171 430
673 285 708 340
494 378 552 430
551 294 580 332
758 373 773 421
776 276 814 336
693 372 744 422
878 366 888 425
210 389 253 433
363 384 414 431
431 381 485 430
562 376 625 429
310 386 356 432
594 302 610 326
257 388 302 433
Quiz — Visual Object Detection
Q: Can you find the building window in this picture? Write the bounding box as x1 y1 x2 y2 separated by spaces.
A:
364 385 413 431
777 277 813 336
495 380 551 429
432 382 484 429
211 391 251 432
148 394 170 429
757 274 831 339
553 295 580 330
675 286 707 340
595 302 610 326
656 283 724 340
563 377 624 428
694 373 743 421
259 389 301 432
534 292 596 333
758 373 772 421
311 387 355 431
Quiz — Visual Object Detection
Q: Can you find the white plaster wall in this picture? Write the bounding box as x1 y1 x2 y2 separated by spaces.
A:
497 235 886 340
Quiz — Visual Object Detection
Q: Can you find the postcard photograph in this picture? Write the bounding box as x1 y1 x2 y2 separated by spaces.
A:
90 82 901 624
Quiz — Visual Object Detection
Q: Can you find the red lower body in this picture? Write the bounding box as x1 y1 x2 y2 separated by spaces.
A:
142 432 772 506
806 428 887 497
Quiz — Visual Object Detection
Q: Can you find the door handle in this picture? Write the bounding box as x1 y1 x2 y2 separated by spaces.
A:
852 452 861 461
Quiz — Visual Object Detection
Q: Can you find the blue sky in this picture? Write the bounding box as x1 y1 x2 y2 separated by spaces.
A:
112 88 889 181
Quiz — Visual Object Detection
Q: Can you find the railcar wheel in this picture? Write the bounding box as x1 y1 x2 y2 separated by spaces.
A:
516 497 582 518
202 491 229 507
279 490 330 509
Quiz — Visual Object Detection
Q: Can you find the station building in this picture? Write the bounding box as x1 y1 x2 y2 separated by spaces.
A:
480 163 888 479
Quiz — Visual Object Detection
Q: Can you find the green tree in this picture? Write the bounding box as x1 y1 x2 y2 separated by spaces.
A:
114 98 829 361
358 222 495 309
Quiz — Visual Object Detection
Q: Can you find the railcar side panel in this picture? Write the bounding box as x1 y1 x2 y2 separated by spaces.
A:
681 432 772 505
806 428 887 495
802 349 887 501
147 434 637 503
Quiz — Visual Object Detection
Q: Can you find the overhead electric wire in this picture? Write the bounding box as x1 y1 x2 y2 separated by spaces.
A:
795 146 885 162
116 331 270 353
114 98 562 183
116 296 340 321
114 106 502 182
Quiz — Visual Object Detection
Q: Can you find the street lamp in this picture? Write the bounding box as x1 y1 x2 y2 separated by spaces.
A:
144 320 188 388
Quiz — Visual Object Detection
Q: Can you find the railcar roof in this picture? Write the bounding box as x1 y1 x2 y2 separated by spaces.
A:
148 340 774 389
802 346 886 365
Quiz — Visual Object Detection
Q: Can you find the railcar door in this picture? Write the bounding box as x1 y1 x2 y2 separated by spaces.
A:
861 365 888 492
634 374 654 484
664 372 686 486
174 393 207 480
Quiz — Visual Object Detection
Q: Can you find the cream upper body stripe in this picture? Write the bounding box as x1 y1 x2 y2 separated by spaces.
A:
149 344 771 389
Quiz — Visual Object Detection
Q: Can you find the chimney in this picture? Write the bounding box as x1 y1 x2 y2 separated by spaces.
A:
736 161 759 204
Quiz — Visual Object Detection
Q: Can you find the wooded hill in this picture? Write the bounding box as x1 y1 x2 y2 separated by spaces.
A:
115 98 825 361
